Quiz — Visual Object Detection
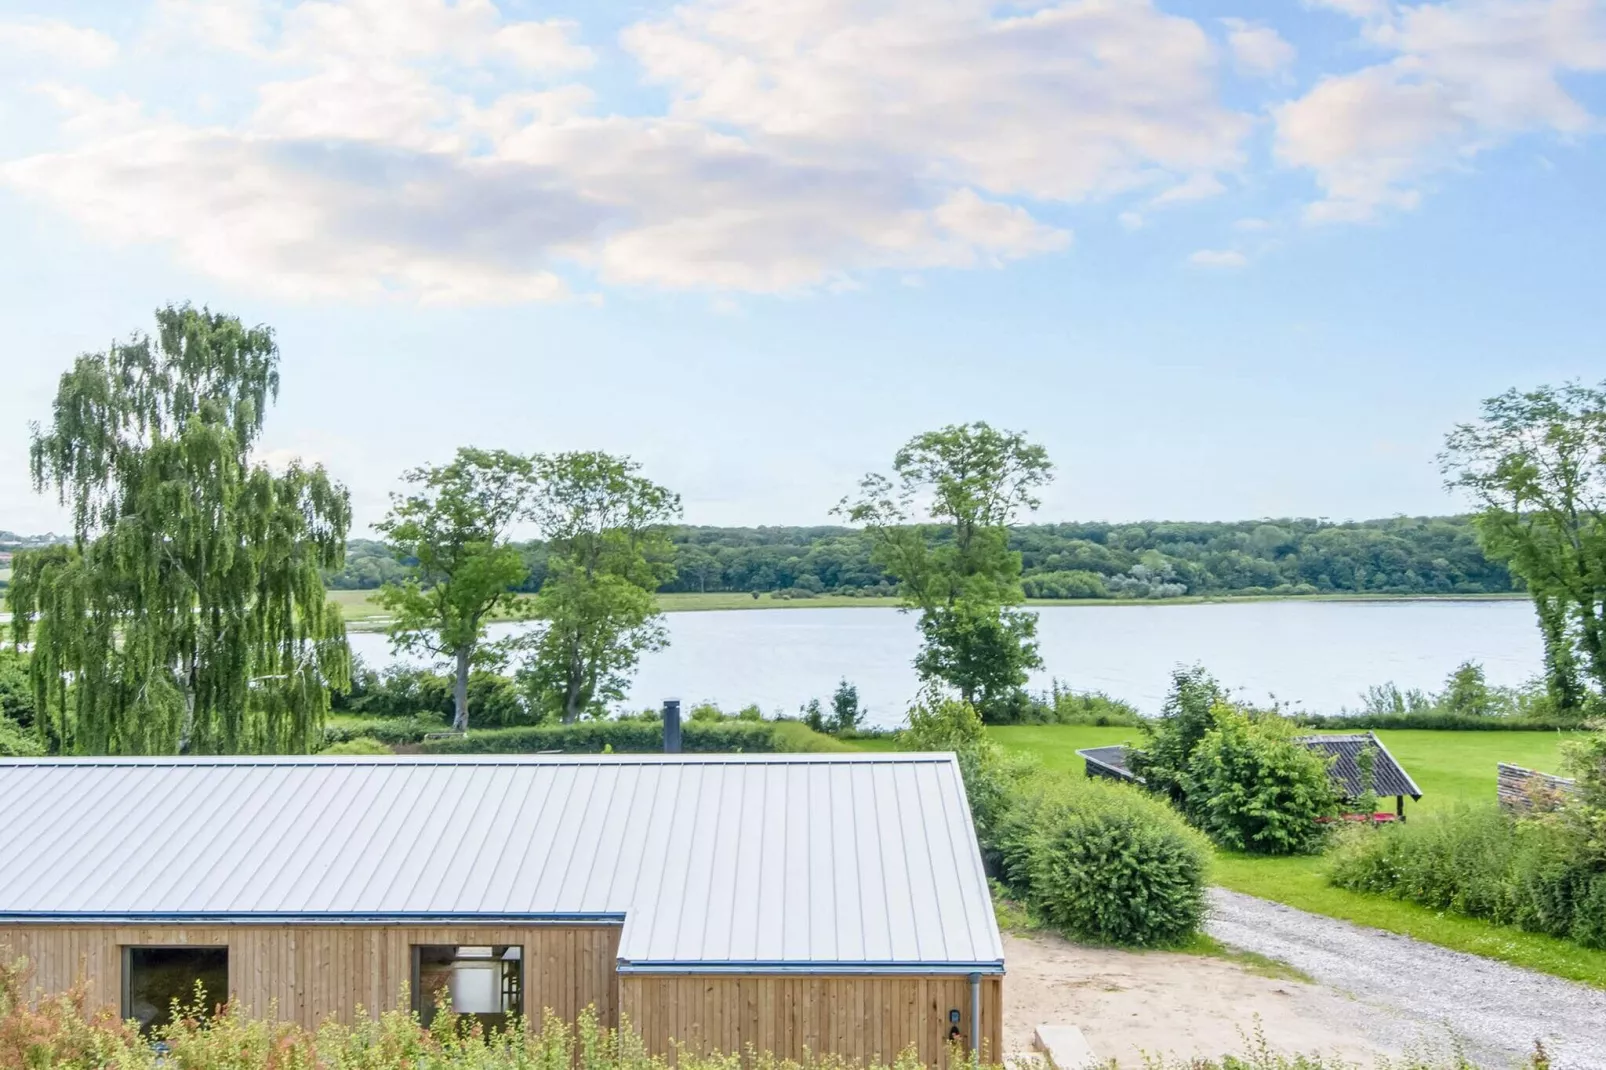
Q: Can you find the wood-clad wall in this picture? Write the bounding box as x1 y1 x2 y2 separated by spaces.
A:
0 924 621 1029
618 974 1004 1068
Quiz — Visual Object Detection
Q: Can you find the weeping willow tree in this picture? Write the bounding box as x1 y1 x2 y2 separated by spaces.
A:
7 305 351 754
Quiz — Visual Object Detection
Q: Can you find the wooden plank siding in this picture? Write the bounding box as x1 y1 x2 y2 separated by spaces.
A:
618 975 1003 1068
0 924 620 1029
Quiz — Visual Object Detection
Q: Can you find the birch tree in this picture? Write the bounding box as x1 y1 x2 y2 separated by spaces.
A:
8 305 351 754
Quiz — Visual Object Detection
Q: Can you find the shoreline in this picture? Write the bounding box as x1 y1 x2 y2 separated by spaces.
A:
329 588 1530 630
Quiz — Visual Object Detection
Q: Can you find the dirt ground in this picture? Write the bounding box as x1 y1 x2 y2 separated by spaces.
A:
1000 931 1405 1067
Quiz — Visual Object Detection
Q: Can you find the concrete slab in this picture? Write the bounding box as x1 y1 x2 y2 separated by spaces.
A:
1033 1024 1099 1070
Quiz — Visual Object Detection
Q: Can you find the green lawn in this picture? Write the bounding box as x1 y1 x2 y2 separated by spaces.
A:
875 723 1606 986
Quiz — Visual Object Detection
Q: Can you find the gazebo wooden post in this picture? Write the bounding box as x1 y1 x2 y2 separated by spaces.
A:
1396 794 1406 822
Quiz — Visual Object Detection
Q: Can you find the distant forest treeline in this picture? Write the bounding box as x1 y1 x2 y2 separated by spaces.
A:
325 516 1516 600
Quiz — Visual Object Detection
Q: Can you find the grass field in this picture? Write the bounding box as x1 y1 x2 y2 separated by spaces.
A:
860 723 1606 986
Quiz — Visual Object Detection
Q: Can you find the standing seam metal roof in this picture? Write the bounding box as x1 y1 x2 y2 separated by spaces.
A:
0 754 1003 974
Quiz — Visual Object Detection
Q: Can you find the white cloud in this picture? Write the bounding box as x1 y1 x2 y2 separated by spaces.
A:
0 18 118 66
1151 172 1229 206
1233 217 1272 231
1276 0 1606 222
1118 211 1146 231
6 0 1226 302
1307 0 1393 19
1189 249 1249 268
2 0 1254 302
623 0 1250 202
1223 18 1296 77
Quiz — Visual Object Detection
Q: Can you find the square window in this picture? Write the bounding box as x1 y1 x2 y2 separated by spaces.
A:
411 945 522 1030
121 946 228 1033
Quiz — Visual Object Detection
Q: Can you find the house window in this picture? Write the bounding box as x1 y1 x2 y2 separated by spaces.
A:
121 946 229 1033
411 945 522 1030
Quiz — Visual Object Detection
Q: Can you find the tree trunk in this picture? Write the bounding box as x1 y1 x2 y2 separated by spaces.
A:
453 647 470 731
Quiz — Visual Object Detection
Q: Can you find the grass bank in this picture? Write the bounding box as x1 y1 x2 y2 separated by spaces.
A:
856 723 1606 986
330 588 1531 629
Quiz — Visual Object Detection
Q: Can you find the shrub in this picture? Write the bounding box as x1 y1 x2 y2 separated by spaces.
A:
899 696 1034 851
419 719 848 754
1327 803 1606 947
0 716 41 757
0 648 33 728
1043 684 1142 726
323 715 447 746
688 702 725 722
321 737 394 755
1129 665 1223 806
1186 707 1339 855
1293 712 1585 732
1328 667 1597 728
830 679 863 733
1023 777 1209 947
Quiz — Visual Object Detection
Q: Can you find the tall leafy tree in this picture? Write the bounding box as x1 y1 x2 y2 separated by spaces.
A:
375 448 537 731
1441 382 1606 713
518 452 680 723
840 422 1052 717
8 305 350 754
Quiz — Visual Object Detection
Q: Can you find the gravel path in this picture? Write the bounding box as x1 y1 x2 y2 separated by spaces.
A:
1206 888 1606 1069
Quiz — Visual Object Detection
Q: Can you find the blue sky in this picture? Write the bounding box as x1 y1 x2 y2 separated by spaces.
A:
1 0 1603 535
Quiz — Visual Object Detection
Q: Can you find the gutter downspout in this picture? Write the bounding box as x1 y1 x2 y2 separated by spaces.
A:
968 971 981 1061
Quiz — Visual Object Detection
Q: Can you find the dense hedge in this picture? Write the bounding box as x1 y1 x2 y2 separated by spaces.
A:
322 716 446 746
1328 804 1606 949
993 775 1209 947
418 719 848 754
1293 712 1588 732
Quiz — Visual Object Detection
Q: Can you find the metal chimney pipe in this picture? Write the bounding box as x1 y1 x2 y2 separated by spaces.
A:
662 698 682 754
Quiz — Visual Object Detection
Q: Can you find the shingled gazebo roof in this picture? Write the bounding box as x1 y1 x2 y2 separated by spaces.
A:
1077 730 1422 802
1297 732 1421 801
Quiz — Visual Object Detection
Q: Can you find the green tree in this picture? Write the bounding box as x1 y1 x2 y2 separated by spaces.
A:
1442 382 1606 714
840 422 1051 718
1441 660 1494 717
375 448 537 732
8 305 350 754
829 678 862 734
1128 665 1223 808
518 452 680 723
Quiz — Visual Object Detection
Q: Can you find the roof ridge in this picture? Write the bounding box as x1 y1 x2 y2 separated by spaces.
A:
0 752 952 767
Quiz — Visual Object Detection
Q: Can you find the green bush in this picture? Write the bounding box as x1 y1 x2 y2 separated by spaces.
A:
1187 707 1339 855
1023 777 1209 947
0 648 33 728
1328 803 1606 947
419 718 847 754
898 696 1035 851
0 715 42 756
1043 685 1143 726
1294 712 1584 732
1129 665 1222 806
322 715 447 746
321 737 394 755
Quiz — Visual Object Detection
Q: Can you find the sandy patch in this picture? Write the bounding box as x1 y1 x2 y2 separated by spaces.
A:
1001 931 1397 1067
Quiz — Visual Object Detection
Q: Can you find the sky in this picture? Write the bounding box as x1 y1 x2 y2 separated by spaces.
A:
0 0 1603 536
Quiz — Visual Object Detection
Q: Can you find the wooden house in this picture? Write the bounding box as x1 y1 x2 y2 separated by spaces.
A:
0 754 1003 1064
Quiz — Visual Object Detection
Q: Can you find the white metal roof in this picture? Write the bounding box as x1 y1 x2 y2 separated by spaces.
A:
0 753 1003 974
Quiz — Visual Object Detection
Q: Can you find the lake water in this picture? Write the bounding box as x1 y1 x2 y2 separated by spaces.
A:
347 599 1545 727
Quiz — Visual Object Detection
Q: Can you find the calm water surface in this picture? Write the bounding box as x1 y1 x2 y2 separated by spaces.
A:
347 599 1544 728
